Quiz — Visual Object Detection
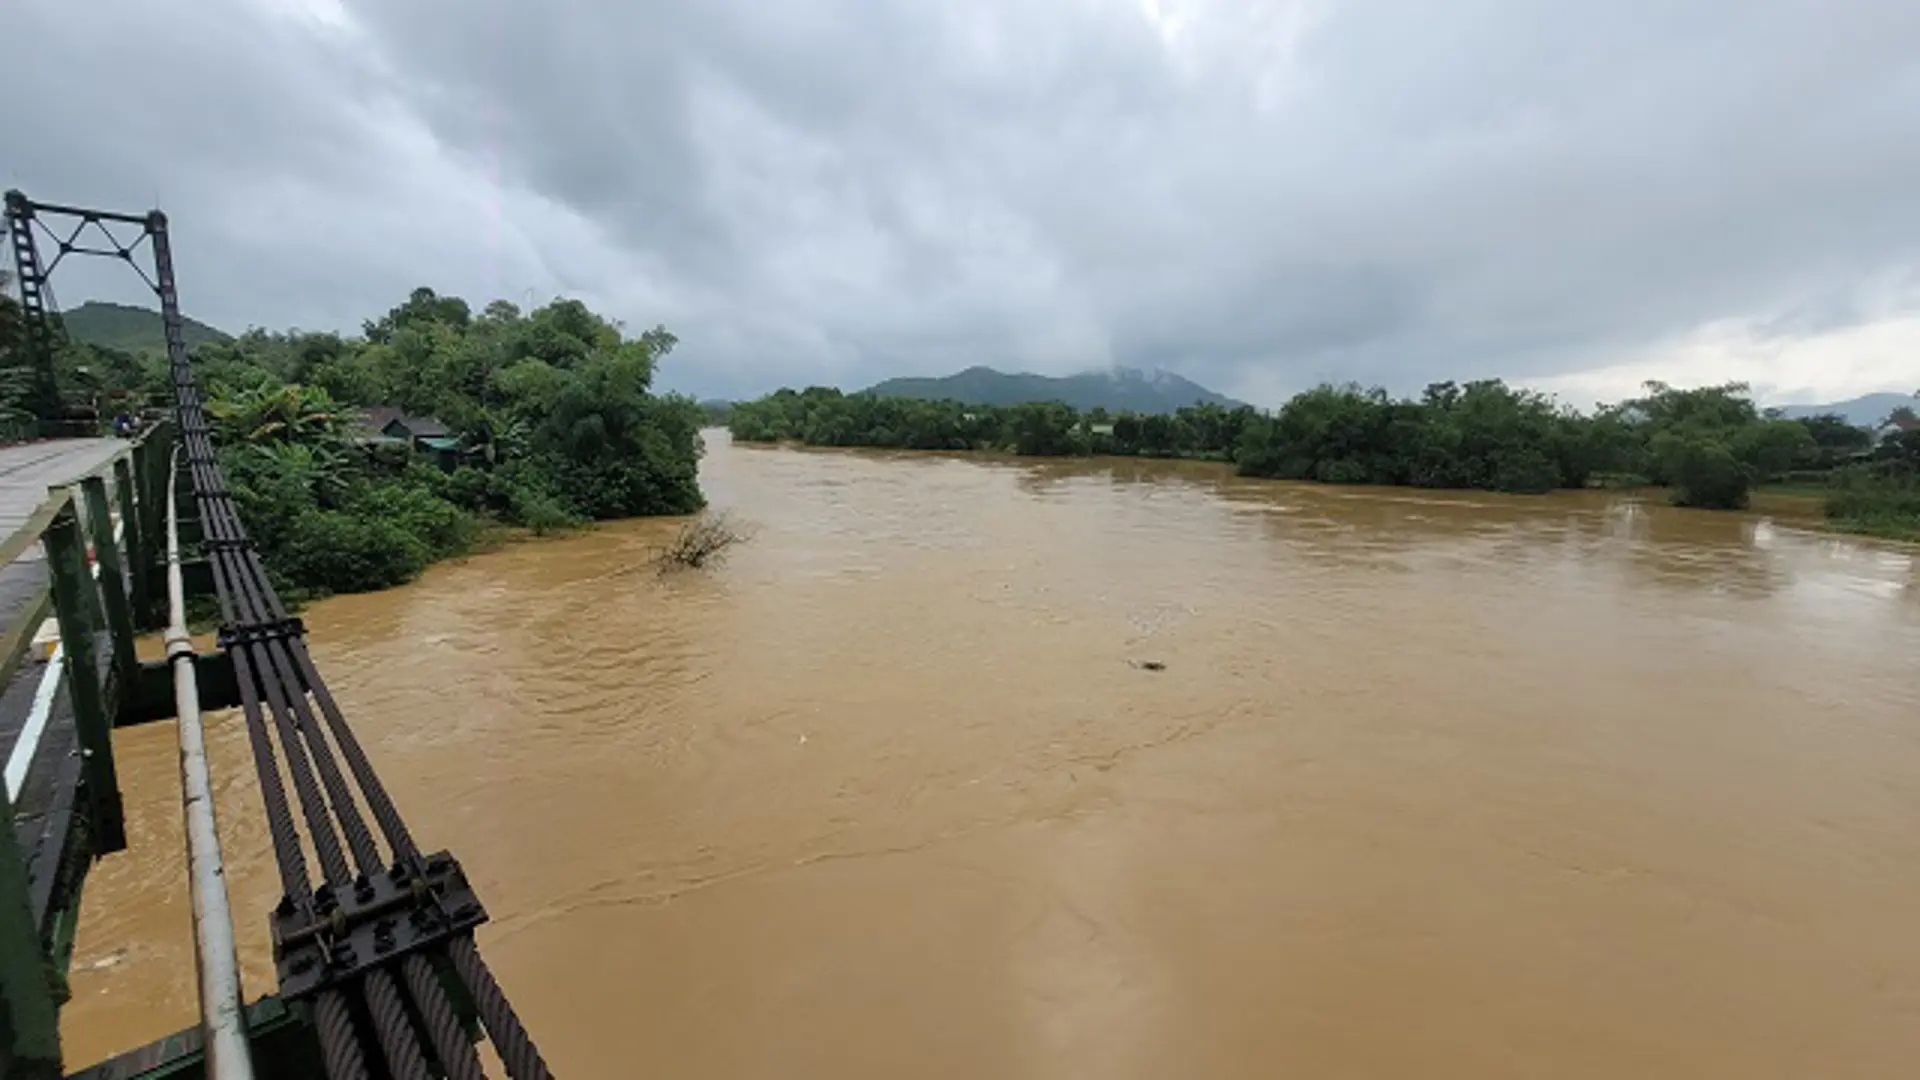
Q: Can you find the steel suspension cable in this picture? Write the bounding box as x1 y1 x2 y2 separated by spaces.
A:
161 276 556 1080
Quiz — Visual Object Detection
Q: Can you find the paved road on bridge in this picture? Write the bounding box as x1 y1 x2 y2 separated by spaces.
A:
0 437 127 1045
0 439 123 636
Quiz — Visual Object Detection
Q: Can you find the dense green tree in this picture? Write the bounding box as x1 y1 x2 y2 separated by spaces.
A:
517 341 704 519
1010 402 1079 456
1625 381 1759 433
363 286 472 344
1730 420 1817 481
0 274 38 438
1877 427 1920 473
84 288 716 599
1652 432 1751 509
1616 380 1817 502
1796 413 1874 467
726 375 1916 537
1230 379 1583 493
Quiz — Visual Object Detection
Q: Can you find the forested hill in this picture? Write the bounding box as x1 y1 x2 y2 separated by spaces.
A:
866 365 1244 414
60 300 229 353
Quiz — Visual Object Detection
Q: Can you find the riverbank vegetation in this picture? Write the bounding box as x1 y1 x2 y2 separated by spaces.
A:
728 381 1920 538
1822 429 1920 540
206 290 705 598
2 286 706 599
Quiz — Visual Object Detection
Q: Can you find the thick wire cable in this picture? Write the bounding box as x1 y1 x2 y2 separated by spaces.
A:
154 213 553 1078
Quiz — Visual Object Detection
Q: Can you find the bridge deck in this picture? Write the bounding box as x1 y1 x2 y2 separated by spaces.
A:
2 650 80 933
0 439 122 524
0 438 123 635
0 439 126 947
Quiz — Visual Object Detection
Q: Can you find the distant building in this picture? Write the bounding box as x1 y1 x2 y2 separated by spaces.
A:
355 407 463 470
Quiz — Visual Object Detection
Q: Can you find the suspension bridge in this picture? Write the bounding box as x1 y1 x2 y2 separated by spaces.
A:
0 192 552 1078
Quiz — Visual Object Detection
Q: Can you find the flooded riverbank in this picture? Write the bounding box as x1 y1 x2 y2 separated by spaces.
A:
62 432 1920 1077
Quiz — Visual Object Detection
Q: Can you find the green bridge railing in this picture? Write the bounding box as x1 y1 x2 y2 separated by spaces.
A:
0 423 272 1078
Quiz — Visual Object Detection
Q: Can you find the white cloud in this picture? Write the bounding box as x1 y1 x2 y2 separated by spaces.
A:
1531 315 1920 410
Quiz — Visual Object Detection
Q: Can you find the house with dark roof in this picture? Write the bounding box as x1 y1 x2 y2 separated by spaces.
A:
354 407 463 469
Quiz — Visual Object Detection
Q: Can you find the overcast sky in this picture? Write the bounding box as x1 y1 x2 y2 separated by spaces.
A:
7 0 1920 407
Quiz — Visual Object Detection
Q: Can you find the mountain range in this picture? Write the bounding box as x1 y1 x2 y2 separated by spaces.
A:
866 365 1244 415
41 301 1917 426
1775 392 1917 428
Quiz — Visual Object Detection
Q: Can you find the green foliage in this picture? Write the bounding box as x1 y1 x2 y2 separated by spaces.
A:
1824 431 1920 538
1010 402 1079 456
1879 426 1920 472
730 377 1904 527
1234 380 1590 493
733 378 1601 494
1621 379 1757 428
1652 433 1751 509
220 438 468 599
1795 412 1874 467
728 387 1258 461
513 347 705 519
442 462 581 535
56 286 711 599
0 281 37 440
1730 419 1817 481
362 287 472 344
1616 382 1829 507
1825 472 1920 531
347 474 477 555
207 382 349 447
504 483 581 536
275 510 433 598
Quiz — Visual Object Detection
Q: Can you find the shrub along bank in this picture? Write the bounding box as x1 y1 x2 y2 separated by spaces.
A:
160 288 703 600
730 380 1920 537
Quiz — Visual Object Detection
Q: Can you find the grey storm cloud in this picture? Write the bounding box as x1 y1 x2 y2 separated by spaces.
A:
5 0 1920 404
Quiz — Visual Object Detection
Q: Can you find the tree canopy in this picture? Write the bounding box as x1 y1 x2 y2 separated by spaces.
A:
12 286 706 599
728 377 1900 521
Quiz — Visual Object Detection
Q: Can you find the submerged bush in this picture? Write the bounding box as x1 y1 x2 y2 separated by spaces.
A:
656 511 746 572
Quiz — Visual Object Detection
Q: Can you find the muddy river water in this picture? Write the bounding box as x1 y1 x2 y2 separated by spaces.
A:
61 431 1920 1077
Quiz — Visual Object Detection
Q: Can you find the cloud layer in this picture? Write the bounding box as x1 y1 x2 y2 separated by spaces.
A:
6 0 1919 406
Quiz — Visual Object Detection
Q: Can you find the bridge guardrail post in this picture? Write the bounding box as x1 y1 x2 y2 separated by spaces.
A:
43 501 126 855
80 477 138 687
0 778 62 1078
137 423 174 611
113 457 153 631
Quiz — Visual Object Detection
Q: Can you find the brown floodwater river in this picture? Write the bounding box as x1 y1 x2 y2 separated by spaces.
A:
60 431 1920 1077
